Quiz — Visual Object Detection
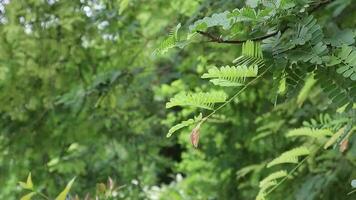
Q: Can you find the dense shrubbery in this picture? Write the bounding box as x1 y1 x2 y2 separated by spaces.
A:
0 0 355 199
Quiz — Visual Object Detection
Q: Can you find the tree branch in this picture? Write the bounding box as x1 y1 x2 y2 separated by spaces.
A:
196 30 279 44
196 0 333 45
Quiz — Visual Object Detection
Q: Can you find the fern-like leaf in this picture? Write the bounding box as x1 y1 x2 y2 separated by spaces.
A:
256 191 266 200
267 146 310 168
263 16 323 56
315 67 356 111
263 31 296 55
190 7 274 33
153 24 182 55
329 45 356 81
189 11 231 31
234 40 264 68
292 16 323 46
289 42 328 64
236 163 264 179
167 114 202 137
256 170 288 200
286 127 333 139
297 75 317 106
201 65 258 87
259 170 288 189
166 91 227 110
230 7 268 24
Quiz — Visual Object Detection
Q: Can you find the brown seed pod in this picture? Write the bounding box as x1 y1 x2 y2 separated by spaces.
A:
190 123 201 148
339 139 348 153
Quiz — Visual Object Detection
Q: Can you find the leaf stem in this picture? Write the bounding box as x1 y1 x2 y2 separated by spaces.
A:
264 156 309 196
201 65 271 124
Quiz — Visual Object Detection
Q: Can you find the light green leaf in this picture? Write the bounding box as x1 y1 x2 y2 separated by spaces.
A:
20 192 36 200
55 177 76 200
259 170 288 189
267 147 310 168
119 0 129 14
19 172 34 190
287 127 333 139
166 91 227 110
202 65 258 87
297 75 316 106
167 119 194 137
153 23 183 56
167 113 202 137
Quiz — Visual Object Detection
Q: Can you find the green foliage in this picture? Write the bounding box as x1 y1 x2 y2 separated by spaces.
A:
259 170 288 189
167 113 202 137
201 65 258 86
0 0 355 200
153 23 182 56
19 173 33 190
233 40 264 67
286 127 333 139
20 192 35 200
0 0 178 199
267 146 310 168
256 170 288 200
166 91 227 110
296 75 317 106
241 40 264 59
199 40 262 87
189 7 272 32
315 67 356 110
119 0 130 14
324 126 346 149
159 1 356 199
19 173 75 200
160 0 356 199
189 11 231 31
292 16 323 46
55 178 76 200
329 45 356 80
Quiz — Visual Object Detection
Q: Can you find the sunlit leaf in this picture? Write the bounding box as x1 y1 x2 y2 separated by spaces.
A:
20 192 36 200
19 173 34 190
55 178 76 200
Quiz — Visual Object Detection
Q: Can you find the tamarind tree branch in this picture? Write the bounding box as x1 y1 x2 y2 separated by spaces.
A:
196 0 332 45
196 30 279 44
